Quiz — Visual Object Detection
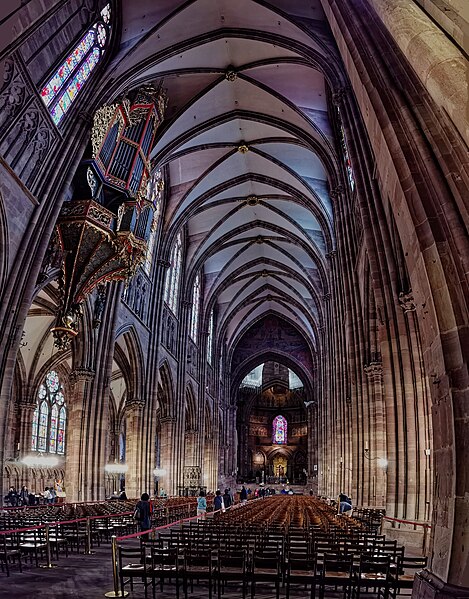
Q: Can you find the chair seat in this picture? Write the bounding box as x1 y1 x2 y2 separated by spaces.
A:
290 569 314 577
324 570 350 578
122 563 150 573
187 565 211 572
398 574 415 581
254 568 279 575
20 542 47 549
361 573 387 580
219 566 245 574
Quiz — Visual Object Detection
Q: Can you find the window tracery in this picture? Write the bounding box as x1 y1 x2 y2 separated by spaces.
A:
272 415 287 445
190 273 201 341
40 4 112 126
164 233 182 313
31 370 67 455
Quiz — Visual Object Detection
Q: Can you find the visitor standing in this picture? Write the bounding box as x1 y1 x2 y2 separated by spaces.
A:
134 492 152 535
223 489 232 508
240 485 247 504
197 490 207 519
6 487 18 506
19 486 29 506
214 490 223 511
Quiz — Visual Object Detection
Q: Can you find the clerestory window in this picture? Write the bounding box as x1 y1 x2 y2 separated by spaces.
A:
40 4 112 126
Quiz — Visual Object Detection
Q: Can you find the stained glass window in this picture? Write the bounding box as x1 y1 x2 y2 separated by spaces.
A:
164 233 182 313
40 4 111 126
144 170 163 276
190 273 201 341
31 370 67 455
207 309 214 365
272 415 287 445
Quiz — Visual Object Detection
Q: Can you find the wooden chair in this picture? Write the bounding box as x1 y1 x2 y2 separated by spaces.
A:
251 552 282 599
286 553 318 599
320 553 354 599
183 549 215 599
389 556 427 597
353 554 391 599
18 529 47 567
215 549 250 599
0 533 23 576
118 544 151 598
150 545 182 599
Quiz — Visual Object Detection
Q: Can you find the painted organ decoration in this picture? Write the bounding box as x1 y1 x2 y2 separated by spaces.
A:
51 84 167 348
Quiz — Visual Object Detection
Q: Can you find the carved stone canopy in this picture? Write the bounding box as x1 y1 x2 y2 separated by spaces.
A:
398 290 416 313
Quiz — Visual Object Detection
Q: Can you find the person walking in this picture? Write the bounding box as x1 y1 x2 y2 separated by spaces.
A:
197 490 207 519
240 485 247 505
214 490 223 512
134 492 152 535
223 489 232 508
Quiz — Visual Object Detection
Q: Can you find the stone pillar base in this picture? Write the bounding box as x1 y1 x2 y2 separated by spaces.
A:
413 570 469 598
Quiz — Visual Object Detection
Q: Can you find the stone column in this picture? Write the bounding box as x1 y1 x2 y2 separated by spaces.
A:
363 361 387 507
125 398 145 498
18 401 37 457
66 368 95 502
159 416 178 495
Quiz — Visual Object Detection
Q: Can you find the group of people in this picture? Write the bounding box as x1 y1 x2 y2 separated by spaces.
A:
5 485 57 506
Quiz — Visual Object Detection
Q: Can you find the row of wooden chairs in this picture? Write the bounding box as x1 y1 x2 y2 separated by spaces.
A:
118 541 427 599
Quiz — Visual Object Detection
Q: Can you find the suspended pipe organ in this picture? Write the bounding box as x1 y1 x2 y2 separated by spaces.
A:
51 84 167 348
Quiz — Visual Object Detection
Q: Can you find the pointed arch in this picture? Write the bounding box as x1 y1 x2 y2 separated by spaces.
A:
185 383 197 432
158 360 175 419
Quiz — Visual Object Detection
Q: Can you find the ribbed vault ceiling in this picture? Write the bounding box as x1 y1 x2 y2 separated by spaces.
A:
109 0 343 363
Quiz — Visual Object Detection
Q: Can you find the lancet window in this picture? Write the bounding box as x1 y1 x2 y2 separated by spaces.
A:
190 273 201 341
144 170 163 276
164 233 182 313
40 4 111 125
31 371 67 455
336 108 355 191
272 415 287 445
207 309 214 365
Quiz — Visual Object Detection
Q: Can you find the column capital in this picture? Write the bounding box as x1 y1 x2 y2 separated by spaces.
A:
364 362 383 378
332 87 346 107
329 185 344 200
126 398 145 412
160 415 177 424
70 368 95 383
157 259 171 268
19 400 38 411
